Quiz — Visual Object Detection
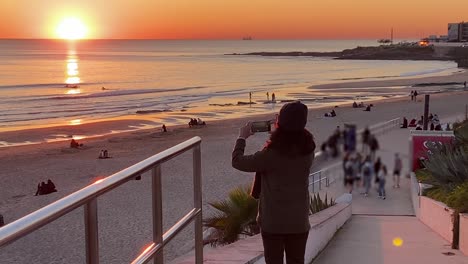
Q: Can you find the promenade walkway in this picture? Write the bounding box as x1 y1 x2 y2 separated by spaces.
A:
312 127 468 263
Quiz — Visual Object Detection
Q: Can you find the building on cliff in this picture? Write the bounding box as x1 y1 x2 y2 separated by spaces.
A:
448 22 468 42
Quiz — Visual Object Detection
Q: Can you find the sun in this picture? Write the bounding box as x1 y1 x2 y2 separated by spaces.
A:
56 18 87 40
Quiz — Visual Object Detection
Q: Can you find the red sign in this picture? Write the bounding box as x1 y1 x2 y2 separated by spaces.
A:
411 132 454 171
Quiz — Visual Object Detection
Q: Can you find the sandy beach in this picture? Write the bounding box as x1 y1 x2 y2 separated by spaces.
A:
1 71 468 263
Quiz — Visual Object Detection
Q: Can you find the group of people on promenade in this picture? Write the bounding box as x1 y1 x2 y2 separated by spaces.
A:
339 126 403 200
401 113 448 130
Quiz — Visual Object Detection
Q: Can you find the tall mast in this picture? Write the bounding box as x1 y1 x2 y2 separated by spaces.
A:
391 28 394 44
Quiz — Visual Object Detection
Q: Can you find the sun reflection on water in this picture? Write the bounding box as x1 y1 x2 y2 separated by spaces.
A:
69 119 82 125
65 52 80 87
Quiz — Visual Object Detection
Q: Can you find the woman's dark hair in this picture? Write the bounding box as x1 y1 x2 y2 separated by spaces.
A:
266 128 315 156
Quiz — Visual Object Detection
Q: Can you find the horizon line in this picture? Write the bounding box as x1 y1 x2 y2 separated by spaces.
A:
0 37 420 41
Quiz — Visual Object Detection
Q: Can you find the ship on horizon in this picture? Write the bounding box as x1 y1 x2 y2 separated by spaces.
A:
242 36 253 40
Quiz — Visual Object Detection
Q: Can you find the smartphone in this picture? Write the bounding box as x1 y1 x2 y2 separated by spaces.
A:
251 121 271 133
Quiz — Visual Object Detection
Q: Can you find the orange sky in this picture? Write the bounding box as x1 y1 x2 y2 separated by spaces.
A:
1 0 467 39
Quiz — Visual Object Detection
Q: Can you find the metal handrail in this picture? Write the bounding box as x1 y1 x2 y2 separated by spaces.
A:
309 162 343 193
0 137 203 264
368 117 400 136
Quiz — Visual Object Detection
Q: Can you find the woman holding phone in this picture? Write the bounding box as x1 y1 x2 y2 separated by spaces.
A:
232 101 315 264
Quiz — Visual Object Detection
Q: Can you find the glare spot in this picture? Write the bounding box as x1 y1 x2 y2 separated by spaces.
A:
393 237 403 247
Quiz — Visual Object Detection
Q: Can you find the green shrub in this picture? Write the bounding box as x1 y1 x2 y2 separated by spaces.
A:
203 185 259 246
415 169 432 183
310 193 336 214
446 182 468 213
423 143 468 192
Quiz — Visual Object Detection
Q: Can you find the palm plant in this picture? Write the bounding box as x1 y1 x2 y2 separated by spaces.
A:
423 142 468 193
203 185 259 246
310 193 335 214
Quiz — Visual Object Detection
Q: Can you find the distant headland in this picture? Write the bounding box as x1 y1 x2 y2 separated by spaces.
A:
227 44 468 68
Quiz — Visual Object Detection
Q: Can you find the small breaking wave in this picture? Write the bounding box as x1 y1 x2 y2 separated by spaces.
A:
48 86 206 100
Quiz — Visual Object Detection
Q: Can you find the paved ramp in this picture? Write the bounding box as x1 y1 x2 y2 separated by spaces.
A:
313 128 468 264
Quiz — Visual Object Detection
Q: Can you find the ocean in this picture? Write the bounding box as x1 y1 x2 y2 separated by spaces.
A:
0 39 459 141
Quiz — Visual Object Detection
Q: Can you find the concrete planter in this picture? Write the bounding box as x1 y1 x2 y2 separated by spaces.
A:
304 199 352 263
419 196 455 243
460 213 468 256
171 195 352 264
410 173 420 217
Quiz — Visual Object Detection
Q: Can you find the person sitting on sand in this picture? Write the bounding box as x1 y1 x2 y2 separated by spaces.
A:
363 105 371 111
415 125 422 130
435 124 442 131
400 117 408 128
98 149 112 159
35 182 46 196
408 118 417 127
46 179 57 194
197 118 206 125
70 138 83 148
429 113 434 121
324 109 336 117
162 124 167 132
352 101 358 108
188 118 197 127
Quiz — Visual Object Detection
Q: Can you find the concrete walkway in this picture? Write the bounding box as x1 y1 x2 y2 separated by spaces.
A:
312 127 468 263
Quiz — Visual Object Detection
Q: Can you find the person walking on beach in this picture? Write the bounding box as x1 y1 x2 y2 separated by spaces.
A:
410 90 414 101
464 81 466 88
393 153 403 188
249 92 252 104
232 101 315 264
266 92 270 102
271 92 276 102
413 90 418 102
378 165 387 199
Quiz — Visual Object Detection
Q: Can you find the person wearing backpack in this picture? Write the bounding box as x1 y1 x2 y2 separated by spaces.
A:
361 156 374 197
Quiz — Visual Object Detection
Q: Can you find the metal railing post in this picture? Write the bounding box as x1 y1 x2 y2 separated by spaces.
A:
319 171 322 190
193 144 203 264
85 198 99 264
152 165 163 264
311 174 315 193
